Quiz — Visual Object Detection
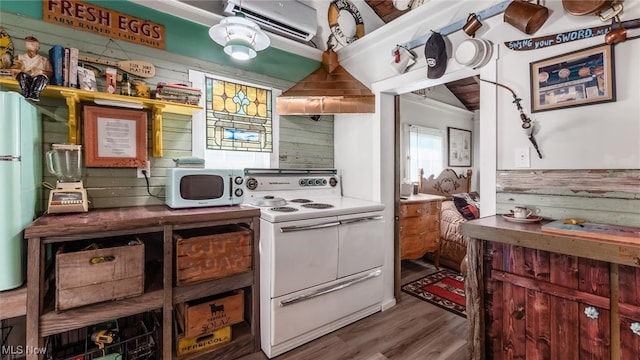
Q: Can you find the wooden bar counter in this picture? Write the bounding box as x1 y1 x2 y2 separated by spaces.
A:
23 205 261 360
461 215 640 360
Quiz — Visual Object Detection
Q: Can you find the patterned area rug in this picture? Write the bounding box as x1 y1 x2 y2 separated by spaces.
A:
401 269 466 318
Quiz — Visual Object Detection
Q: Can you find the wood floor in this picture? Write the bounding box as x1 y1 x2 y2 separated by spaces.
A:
238 260 468 360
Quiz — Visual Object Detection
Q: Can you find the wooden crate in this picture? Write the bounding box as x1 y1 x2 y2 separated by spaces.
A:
174 224 252 286
175 290 244 338
55 239 145 312
175 326 232 356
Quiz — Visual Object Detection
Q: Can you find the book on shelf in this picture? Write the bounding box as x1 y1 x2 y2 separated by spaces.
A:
63 47 70 87
68 47 79 89
48 45 64 86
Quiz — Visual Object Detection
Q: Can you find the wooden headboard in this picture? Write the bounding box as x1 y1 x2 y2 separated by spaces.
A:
417 168 472 199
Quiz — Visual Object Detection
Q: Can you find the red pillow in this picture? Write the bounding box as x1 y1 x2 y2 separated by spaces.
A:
453 192 480 220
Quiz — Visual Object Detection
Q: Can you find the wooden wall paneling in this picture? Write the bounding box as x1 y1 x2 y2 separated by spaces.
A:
524 249 551 359
549 253 580 360
3 14 334 210
485 241 503 359
496 170 640 227
618 265 640 359
279 115 334 169
578 258 611 358
503 245 527 359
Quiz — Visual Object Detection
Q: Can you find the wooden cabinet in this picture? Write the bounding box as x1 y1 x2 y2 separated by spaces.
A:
23 205 261 360
399 194 444 264
461 216 640 360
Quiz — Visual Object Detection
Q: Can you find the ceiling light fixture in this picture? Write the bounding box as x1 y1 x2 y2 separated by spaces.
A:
208 10 270 61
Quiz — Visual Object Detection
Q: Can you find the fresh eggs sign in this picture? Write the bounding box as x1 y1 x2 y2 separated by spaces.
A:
43 0 165 49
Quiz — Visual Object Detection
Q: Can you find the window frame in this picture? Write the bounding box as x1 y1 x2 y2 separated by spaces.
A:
188 69 280 169
402 123 445 183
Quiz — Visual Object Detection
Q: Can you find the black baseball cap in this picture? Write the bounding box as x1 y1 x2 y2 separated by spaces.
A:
425 32 447 79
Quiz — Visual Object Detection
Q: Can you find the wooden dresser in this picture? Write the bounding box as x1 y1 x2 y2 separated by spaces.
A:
461 216 640 360
399 194 445 265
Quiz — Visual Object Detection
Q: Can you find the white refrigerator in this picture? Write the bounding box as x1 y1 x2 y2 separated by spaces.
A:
0 91 42 291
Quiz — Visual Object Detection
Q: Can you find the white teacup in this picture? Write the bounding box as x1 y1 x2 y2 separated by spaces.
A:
512 206 532 219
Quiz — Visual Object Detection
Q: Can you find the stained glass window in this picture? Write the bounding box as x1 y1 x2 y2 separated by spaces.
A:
205 77 272 152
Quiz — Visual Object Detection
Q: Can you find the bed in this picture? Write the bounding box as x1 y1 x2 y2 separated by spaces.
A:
417 168 475 272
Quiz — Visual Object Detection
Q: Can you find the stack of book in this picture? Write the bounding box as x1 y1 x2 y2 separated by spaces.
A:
48 45 79 88
155 83 201 105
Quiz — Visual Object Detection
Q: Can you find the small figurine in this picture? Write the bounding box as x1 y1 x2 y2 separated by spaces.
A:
10 36 52 101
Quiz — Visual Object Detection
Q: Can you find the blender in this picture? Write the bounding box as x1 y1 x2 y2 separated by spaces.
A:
46 143 88 213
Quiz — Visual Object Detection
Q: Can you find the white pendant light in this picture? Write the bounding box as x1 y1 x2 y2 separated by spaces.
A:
209 13 270 61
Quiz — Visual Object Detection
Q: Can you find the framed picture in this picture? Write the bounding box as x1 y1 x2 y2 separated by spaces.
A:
530 44 615 113
447 127 472 167
83 105 147 167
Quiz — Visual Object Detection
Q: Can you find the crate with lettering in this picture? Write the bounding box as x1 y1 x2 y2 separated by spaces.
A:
175 290 244 338
174 224 252 286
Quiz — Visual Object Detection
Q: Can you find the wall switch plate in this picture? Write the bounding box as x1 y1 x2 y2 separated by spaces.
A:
515 148 530 168
137 162 151 178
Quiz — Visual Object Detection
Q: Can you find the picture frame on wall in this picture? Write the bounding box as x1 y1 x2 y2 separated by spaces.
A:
530 43 615 113
83 106 147 167
447 127 471 167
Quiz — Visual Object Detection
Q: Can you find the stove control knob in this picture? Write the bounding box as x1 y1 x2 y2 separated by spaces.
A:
235 188 244 197
234 176 244 185
314 179 321 185
322 179 327 185
299 179 305 186
246 177 258 190
329 177 338 187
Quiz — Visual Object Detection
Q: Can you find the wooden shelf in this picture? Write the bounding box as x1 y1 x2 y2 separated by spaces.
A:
24 206 261 360
39 289 164 337
0 285 27 320
0 78 202 157
173 271 254 305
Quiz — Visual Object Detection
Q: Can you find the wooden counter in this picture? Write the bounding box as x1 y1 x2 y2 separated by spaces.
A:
461 215 640 360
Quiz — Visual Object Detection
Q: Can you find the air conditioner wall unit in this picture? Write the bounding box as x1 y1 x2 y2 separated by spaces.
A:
223 0 317 43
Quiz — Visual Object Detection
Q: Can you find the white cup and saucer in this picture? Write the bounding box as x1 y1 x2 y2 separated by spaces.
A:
502 206 542 223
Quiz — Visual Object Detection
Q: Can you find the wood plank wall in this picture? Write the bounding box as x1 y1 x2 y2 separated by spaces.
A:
2 13 334 209
496 170 640 227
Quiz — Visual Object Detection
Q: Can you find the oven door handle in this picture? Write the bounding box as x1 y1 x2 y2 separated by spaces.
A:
340 215 384 225
279 221 341 233
279 269 382 307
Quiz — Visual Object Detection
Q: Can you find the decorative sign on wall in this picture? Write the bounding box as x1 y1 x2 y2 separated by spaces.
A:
43 0 165 49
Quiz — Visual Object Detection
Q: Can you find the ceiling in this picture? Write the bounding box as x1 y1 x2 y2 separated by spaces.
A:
143 0 480 111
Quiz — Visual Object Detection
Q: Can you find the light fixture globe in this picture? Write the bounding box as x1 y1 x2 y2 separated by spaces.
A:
209 15 270 60
224 38 255 60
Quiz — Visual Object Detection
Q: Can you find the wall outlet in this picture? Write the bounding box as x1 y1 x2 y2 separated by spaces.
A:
137 162 151 178
515 148 530 168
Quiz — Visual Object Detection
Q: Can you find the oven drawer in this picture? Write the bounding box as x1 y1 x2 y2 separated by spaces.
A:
267 218 340 298
270 268 383 346
337 212 384 278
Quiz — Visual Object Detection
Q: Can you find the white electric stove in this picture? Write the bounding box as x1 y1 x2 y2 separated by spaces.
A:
243 168 385 358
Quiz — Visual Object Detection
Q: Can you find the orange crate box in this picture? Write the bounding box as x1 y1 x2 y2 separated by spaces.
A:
175 290 244 338
174 224 252 286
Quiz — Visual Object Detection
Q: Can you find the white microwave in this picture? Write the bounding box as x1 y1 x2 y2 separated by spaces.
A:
165 168 245 208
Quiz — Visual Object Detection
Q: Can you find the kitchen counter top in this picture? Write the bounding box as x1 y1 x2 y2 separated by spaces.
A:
399 193 446 203
460 215 640 267
25 205 261 239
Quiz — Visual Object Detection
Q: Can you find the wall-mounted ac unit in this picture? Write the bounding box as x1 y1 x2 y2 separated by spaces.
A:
223 0 317 43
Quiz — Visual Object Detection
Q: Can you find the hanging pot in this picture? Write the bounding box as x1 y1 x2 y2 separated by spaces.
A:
504 0 549 35
562 0 623 21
